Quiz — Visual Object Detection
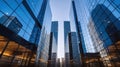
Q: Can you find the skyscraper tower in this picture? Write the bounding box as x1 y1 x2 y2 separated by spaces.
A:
68 32 81 67
64 21 71 67
48 21 58 67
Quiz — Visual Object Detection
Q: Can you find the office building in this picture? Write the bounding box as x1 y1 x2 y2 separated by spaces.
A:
35 0 52 66
0 0 52 67
47 33 57 67
69 1 87 66
56 58 60 67
51 21 58 44
70 0 120 67
90 3 120 67
70 0 95 53
51 21 58 67
61 58 65 67
68 32 81 67
47 21 58 67
64 21 71 67
47 33 53 67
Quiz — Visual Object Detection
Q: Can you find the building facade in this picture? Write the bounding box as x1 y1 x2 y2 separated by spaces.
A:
90 3 120 67
47 21 58 67
70 0 95 53
0 0 52 67
70 0 120 67
68 32 81 67
36 0 52 66
64 21 71 67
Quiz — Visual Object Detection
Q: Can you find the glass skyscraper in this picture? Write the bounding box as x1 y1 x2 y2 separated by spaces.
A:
47 21 58 67
64 21 71 53
51 21 58 52
70 0 120 67
0 0 52 67
70 0 93 53
51 21 58 67
64 21 71 67
68 32 81 67
35 0 52 66
90 3 120 67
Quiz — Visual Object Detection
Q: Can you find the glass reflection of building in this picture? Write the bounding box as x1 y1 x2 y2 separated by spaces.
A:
71 0 120 67
0 0 52 67
36 0 52 66
0 15 22 34
90 4 120 67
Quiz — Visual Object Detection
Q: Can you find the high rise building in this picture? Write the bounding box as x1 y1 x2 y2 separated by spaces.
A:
68 32 81 67
61 58 65 67
51 21 58 43
47 21 58 67
69 1 86 66
70 0 95 53
47 33 53 67
56 58 60 67
70 0 120 67
51 21 58 67
0 0 52 67
64 21 71 67
90 4 120 67
35 0 52 66
47 33 57 67
29 0 48 46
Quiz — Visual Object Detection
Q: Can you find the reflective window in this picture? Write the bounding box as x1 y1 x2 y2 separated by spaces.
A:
0 0 13 15
27 0 43 17
113 0 120 6
4 0 19 10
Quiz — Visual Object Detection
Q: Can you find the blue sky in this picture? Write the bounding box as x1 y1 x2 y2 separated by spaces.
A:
50 0 71 58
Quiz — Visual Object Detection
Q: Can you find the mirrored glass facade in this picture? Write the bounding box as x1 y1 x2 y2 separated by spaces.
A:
68 32 81 67
64 21 71 67
0 0 52 67
71 0 120 67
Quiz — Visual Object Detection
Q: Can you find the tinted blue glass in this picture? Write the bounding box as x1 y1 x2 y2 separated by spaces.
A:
114 20 120 30
15 4 29 24
112 10 120 18
113 0 120 6
108 4 115 11
0 12 4 18
104 39 112 48
0 0 13 15
16 0 23 4
10 4 36 40
18 29 24 37
24 32 30 40
27 0 43 17
4 0 19 10
102 32 109 40
104 0 110 7
64 21 71 43
26 26 32 35
99 24 105 33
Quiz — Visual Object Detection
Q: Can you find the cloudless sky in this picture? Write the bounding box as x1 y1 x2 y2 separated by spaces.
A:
50 0 71 58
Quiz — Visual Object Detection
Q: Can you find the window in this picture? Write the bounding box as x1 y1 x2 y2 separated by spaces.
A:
0 0 13 15
113 0 120 6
